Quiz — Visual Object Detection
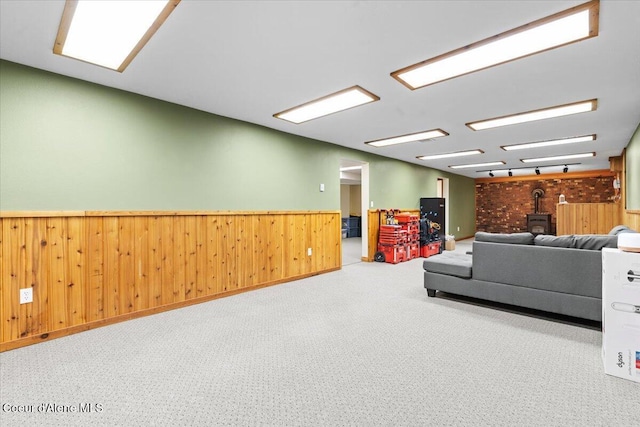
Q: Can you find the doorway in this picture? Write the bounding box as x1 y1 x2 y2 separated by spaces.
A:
340 160 369 265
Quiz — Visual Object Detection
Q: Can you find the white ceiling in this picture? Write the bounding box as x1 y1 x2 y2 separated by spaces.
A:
2 0 639 178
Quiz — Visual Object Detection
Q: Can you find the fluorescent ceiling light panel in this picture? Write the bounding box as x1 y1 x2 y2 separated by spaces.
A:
449 161 505 169
520 152 595 163
501 134 596 151
417 149 484 161
391 0 599 89
274 86 379 124
365 129 449 147
466 99 597 131
54 0 180 72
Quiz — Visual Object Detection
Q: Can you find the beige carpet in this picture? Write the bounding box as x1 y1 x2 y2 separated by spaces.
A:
1 257 637 426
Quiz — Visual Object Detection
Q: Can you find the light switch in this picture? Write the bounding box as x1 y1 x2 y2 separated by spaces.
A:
320 183 325 192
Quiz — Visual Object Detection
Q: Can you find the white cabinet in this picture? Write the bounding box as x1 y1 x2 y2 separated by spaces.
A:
602 248 640 383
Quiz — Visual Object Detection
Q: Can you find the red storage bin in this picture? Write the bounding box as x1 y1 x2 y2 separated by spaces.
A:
379 225 408 245
377 244 407 264
395 213 419 224
401 224 420 235
407 243 420 260
420 241 441 258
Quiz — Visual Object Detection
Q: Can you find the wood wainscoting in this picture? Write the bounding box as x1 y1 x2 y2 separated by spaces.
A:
0 211 341 351
623 210 640 231
610 151 639 232
556 203 621 235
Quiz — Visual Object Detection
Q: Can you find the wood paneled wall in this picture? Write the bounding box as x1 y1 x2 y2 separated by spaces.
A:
622 211 640 231
0 211 341 351
556 203 621 235
531 152 640 235
611 152 640 231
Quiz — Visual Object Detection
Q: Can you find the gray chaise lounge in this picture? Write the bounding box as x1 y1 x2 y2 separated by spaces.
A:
422 229 633 322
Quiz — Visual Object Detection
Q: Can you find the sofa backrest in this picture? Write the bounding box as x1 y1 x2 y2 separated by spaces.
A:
608 225 638 235
472 241 602 299
475 231 618 250
475 231 534 245
534 234 618 250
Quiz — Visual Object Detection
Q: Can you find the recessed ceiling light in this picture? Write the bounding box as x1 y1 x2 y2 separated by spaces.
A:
365 129 449 147
417 149 484 161
521 152 595 163
274 86 379 124
501 134 596 150
449 161 505 169
53 0 180 72
391 0 599 89
466 99 597 131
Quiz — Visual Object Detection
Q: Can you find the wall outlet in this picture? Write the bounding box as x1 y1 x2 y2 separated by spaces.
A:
370 201 374 208
20 287 33 304
307 247 312 256
457 226 460 232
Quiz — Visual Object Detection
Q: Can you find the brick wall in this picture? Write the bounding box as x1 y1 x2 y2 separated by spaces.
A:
476 176 616 234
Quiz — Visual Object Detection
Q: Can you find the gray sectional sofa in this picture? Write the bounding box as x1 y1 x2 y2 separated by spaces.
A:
423 227 636 321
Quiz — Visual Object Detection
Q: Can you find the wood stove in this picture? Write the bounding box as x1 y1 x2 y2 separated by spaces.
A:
527 213 551 235
527 188 551 235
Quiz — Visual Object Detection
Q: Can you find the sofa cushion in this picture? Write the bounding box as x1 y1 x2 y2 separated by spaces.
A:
423 253 472 279
534 234 574 248
472 241 602 298
475 231 534 245
609 225 637 235
573 234 618 250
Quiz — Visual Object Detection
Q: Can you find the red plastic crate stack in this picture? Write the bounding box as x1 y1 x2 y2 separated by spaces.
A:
396 214 420 260
377 224 408 264
377 213 422 264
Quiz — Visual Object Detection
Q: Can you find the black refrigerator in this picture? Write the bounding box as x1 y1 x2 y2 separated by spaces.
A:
420 197 446 244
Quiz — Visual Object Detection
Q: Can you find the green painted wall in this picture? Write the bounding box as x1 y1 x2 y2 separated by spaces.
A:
365 156 476 237
0 60 476 234
626 122 640 210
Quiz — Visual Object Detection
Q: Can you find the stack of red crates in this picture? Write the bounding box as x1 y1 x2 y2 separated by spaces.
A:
396 213 420 260
378 224 408 264
377 213 420 264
